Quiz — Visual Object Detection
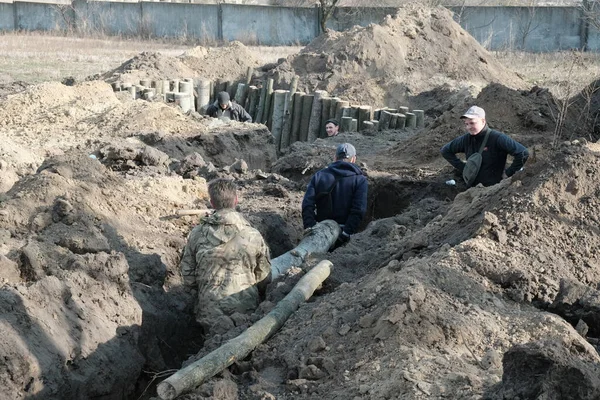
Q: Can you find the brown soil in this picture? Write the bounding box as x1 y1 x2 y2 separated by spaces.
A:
2 5 600 400
96 41 261 85
270 5 526 111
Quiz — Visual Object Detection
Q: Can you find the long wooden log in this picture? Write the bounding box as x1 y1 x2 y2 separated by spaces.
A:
156 260 333 400
271 219 340 280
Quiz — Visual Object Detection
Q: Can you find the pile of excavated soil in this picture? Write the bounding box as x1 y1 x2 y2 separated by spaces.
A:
270 5 525 110
96 41 261 85
179 41 262 81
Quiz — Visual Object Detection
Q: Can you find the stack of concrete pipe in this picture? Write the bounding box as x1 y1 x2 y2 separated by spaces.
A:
111 75 426 151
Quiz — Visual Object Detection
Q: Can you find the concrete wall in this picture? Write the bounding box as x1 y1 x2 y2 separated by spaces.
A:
326 6 397 31
74 1 141 35
0 2 14 30
450 6 584 51
222 4 317 45
2 2 600 52
142 3 218 40
14 1 65 30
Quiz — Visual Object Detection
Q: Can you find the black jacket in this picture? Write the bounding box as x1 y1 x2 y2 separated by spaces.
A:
206 101 252 122
440 125 529 187
302 161 368 235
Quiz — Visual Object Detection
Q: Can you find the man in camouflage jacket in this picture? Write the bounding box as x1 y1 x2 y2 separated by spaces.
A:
180 179 271 331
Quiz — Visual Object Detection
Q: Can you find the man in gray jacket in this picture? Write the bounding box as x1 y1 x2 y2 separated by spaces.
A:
205 91 252 122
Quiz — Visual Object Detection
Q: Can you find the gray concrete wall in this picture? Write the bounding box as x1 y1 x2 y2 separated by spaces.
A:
222 4 317 45
142 2 218 40
74 1 141 35
449 6 584 51
14 1 65 30
0 2 14 30
326 6 397 31
3 2 600 52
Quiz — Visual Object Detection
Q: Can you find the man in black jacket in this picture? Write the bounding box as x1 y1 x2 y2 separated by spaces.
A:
441 106 529 187
206 91 252 122
302 143 368 248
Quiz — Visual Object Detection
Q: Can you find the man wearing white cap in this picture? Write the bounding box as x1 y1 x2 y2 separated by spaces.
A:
441 105 529 187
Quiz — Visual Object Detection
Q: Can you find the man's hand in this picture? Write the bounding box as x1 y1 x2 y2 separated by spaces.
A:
334 231 350 248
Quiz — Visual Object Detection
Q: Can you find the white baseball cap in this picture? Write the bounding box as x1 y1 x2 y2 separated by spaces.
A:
460 106 485 119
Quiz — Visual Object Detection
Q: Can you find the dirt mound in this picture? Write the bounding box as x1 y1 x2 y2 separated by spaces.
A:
270 5 525 110
180 41 262 81
96 51 198 84
96 42 260 85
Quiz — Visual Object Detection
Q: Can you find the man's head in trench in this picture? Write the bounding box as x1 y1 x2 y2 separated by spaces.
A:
208 178 238 209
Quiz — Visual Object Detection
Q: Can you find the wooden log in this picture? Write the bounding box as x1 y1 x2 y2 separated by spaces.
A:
405 112 416 128
357 106 372 131
280 76 299 149
340 116 353 133
329 97 341 119
350 119 358 132
334 100 350 125
370 120 379 131
262 78 274 125
234 83 246 105
174 209 211 216
271 90 289 151
378 110 393 131
413 109 424 128
307 90 328 142
255 81 268 124
247 86 259 121
399 106 409 115
245 66 253 85
299 94 314 142
320 97 332 138
290 92 305 144
271 220 340 279
226 80 236 100
156 259 333 400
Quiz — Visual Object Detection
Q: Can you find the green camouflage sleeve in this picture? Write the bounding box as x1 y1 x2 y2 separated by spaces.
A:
254 233 271 285
180 231 198 287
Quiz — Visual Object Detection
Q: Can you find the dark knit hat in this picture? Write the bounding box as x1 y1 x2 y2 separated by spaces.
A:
217 91 230 105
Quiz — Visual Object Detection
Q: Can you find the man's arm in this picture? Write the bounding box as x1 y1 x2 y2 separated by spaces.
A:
343 175 368 235
180 236 197 287
440 135 468 172
496 134 529 177
301 177 318 229
205 104 218 118
239 105 252 123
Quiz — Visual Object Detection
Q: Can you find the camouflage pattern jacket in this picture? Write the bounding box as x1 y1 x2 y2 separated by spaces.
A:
180 209 271 324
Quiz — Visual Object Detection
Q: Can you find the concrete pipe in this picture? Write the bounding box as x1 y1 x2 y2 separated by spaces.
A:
413 110 424 128
175 93 193 113
405 112 416 128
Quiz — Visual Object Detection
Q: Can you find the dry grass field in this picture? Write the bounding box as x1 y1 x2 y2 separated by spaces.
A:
0 33 301 84
2 33 600 99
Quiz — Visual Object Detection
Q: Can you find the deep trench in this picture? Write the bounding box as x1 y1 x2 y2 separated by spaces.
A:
127 174 460 399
